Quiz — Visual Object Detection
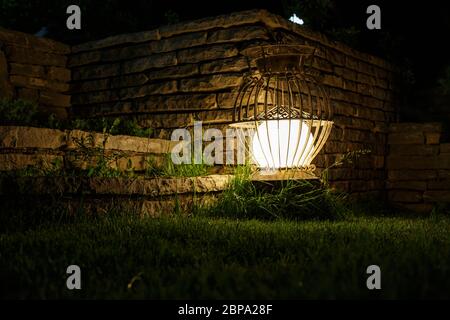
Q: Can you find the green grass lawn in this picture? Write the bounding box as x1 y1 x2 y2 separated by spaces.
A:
1 214 450 299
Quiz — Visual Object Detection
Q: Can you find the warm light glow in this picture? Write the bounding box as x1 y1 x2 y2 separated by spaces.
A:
251 119 314 169
289 13 304 25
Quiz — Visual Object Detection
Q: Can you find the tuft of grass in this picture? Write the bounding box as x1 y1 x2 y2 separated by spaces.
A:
198 165 349 221
145 154 210 178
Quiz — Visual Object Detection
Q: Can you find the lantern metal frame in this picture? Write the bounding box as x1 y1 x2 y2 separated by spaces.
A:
230 44 333 177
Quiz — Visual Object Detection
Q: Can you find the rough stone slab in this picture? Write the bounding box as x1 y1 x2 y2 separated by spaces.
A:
389 144 439 156
47 66 71 82
71 78 110 93
387 155 450 170
0 153 62 171
72 30 160 53
66 129 178 153
124 52 178 74
10 75 69 92
146 64 198 82
177 44 238 64
394 203 433 213
200 56 248 74
9 63 46 78
179 74 241 92
158 10 263 38
136 109 233 128
423 191 450 202
425 132 440 145
72 53 178 81
388 132 424 145
388 170 437 181
206 25 270 43
0 175 231 199
0 48 13 99
119 81 178 100
387 181 427 191
0 126 66 149
427 180 450 190
74 93 217 117
0 126 182 156
5 45 67 67
0 27 70 54
388 190 423 203
216 91 237 109
389 122 443 133
39 91 71 107
70 32 207 67
72 63 121 81
441 144 450 154
438 170 450 179
17 87 39 101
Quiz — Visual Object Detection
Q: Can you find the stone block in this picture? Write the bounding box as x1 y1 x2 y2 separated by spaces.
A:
10 75 69 92
179 74 241 92
423 191 450 202
119 81 177 99
388 190 423 203
388 170 437 181
425 132 440 145
17 87 39 101
0 153 62 171
6 46 67 67
388 132 424 145
207 25 269 43
334 67 356 81
440 143 450 153
395 203 433 213
389 122 442 133
123 52 177 74
389 144 439 156
387 154 450 170
9 63 45 78
427 180 450 190
72 30 160 53
146 64 198 82
0 126 66 149
438 170 450 179
177 44 238 64
386 180 427 191
39 91 71 107
200 56 248 74
47 66 71 82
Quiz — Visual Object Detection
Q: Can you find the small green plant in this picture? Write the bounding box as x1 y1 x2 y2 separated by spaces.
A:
200 163 348 221
320 149 372 188
68 119 129 178
437 65 450 95
0 98 39 124
145 153 210 178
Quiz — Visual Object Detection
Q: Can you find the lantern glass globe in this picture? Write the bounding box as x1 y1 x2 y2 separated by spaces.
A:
251 119 314 169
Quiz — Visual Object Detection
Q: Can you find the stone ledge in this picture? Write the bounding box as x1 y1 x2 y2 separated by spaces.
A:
0 175 232 196
389 122 442 133
0 126 178 154
0 27 70 54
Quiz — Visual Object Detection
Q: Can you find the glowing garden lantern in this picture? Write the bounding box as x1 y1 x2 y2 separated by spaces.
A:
230 44 333 177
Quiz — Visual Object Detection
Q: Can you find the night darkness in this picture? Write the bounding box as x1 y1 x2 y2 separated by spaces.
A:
1 0 450 122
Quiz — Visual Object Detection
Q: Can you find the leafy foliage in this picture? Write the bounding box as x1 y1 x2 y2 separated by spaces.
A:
0 98 152 137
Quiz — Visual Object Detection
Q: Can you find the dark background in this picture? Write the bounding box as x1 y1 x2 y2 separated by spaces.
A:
1 0 450 123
